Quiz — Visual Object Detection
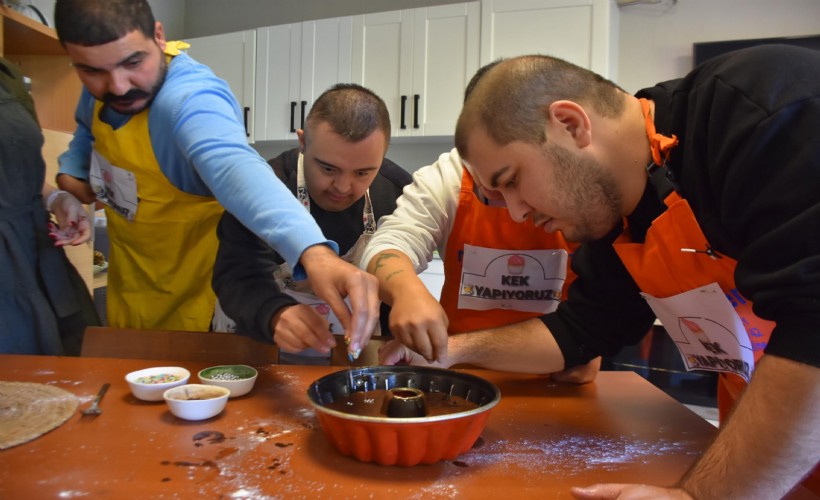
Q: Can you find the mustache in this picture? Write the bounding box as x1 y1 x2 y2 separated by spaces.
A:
103 89 150 105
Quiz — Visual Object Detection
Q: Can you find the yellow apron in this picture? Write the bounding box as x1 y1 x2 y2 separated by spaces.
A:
92 46 223 331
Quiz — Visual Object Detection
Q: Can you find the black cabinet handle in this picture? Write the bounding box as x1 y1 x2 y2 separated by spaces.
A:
290 101 296 133
243 106 250 137
400 95 407 129
300 101 307 130
413 94 420 129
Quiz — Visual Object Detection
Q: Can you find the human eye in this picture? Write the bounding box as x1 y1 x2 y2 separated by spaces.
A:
123 56 144 69
77 66 102 76
504 173 518 189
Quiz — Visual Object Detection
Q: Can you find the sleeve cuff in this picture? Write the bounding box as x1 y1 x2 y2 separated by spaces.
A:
291 240 340 281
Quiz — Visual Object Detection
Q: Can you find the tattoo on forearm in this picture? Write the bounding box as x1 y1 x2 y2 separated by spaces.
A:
372 252 399 272
384 269 404 282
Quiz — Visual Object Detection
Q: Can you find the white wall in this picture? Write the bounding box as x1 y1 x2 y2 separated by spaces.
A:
616 0 820 93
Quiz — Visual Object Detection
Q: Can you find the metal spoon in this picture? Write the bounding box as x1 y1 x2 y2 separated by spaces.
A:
81 383 110 417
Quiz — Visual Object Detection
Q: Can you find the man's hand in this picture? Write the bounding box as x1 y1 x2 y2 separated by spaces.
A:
571 484 692 500
366 250 450 363
299 245 379 358
378 339 445 367
551 356 601 384
47 190 91 246
271 304 336 354
387 288 450 363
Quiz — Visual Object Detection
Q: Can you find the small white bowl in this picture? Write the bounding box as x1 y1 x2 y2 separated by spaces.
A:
125 366 190 402
163 384 230 420
198 365 258 398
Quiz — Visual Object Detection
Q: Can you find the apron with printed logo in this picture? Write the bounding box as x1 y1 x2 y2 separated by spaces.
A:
616 98 774 418
440 167 577 333
90 43 224 331
617 98 818 492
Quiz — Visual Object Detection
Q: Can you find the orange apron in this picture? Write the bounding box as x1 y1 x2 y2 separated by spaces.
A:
440 167 577 333
615 99 818 491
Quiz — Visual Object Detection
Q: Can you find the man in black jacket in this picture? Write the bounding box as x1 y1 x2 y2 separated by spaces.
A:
447 47 820 499
213 84 411 361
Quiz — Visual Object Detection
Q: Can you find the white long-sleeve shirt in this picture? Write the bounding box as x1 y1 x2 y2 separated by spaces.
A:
361 148 466 273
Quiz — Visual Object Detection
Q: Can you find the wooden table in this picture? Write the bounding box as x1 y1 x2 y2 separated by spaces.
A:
0 354 717 498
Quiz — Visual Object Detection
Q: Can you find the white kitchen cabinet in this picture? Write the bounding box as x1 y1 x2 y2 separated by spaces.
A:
351 2 480 138
254 18 353 141
185 30 257 142
481 0 618 79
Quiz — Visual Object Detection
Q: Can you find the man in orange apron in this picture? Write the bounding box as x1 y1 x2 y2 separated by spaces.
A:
454 50 820 498
51 1 379 353
363 148 600 383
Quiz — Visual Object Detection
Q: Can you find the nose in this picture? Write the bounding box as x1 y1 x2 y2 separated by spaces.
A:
106 69 131 96
506 194 531 223
332 174 353 194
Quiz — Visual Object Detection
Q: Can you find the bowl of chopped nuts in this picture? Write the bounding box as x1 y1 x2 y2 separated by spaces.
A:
125 366 190 402
197 365 258 398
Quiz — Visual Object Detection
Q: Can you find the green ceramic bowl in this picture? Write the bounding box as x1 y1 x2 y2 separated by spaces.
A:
198 364 258 398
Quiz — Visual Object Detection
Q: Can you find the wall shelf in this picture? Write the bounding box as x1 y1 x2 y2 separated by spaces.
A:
1 5 81 133
1 5 63 56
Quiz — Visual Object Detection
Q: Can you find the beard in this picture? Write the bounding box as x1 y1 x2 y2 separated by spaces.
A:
544 141 622 242
103 58 168 115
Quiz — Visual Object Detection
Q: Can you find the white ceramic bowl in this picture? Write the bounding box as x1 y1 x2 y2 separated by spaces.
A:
163 384 230 420
198 365 258 398
125 366 190 402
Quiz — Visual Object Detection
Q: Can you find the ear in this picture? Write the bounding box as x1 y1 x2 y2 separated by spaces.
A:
547 100 592 149
154 21 167 51
296 129 306 152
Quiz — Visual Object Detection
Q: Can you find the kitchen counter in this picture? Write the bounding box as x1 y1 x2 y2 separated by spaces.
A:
0 354 717 498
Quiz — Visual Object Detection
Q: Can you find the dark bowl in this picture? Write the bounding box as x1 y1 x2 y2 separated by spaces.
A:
307 365 501 466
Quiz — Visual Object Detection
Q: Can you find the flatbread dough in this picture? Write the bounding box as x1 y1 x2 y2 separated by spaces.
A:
0 381 78 450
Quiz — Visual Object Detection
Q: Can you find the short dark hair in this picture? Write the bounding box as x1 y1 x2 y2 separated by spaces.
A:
464 59 503 102
305 83 391 146
54 0 156 46
456 55 626 155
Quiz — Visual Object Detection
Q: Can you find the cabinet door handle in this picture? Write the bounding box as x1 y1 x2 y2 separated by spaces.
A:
400 95 407 130
301 101 307 130
290 101 297 133
413 94 420 129
243 107 250 137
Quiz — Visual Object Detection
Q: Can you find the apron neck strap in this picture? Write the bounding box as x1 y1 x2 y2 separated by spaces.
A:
639 98 681 200
639 98 678 167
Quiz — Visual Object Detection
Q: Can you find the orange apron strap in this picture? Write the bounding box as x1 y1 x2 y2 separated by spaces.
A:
639 98 678 166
